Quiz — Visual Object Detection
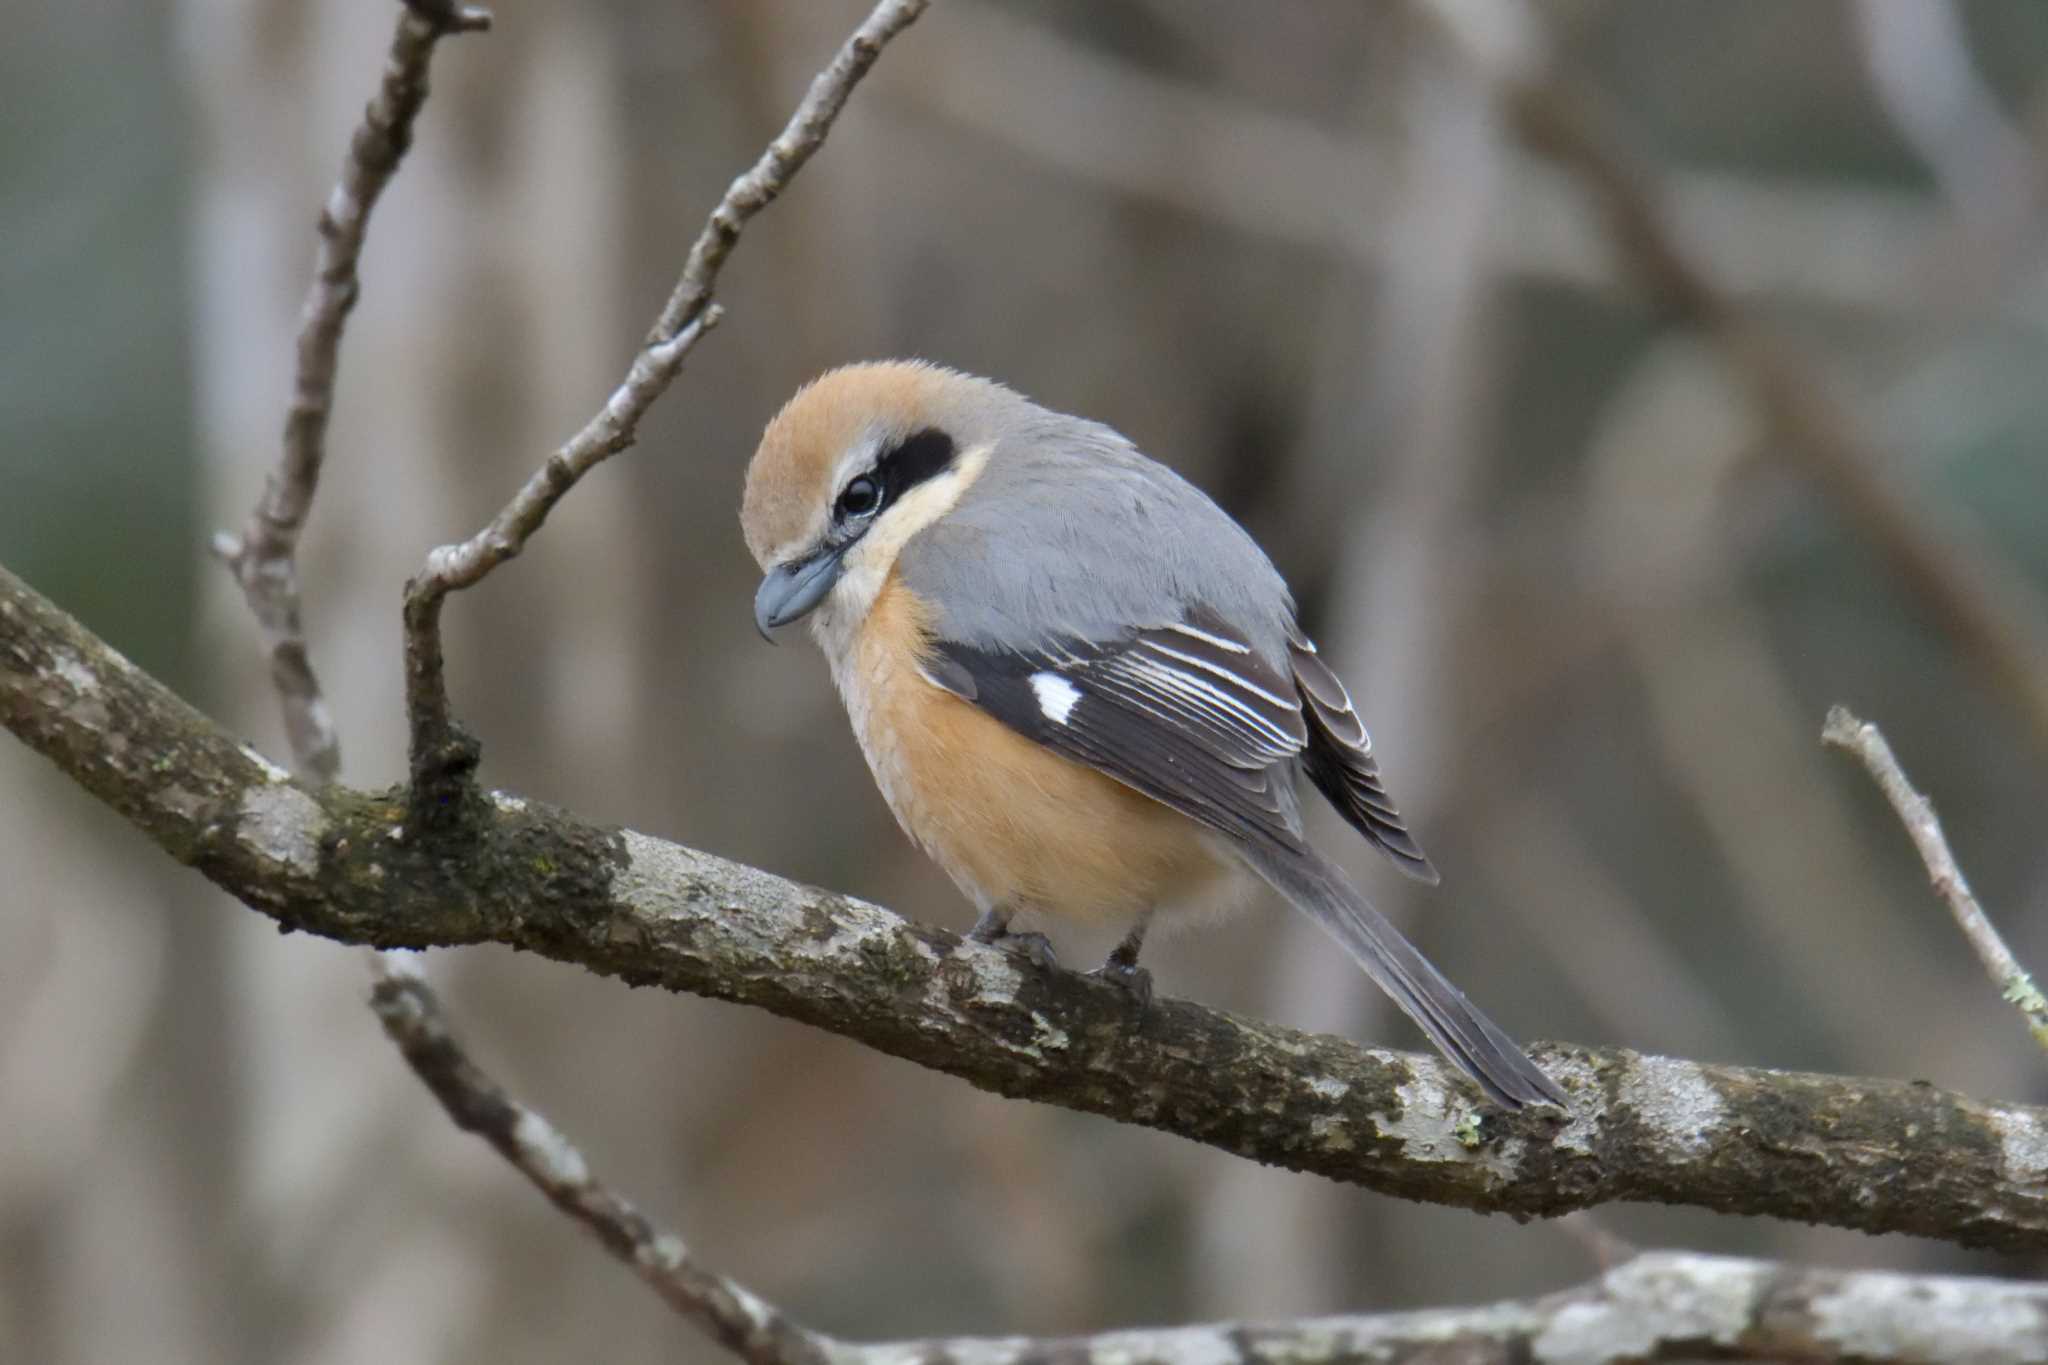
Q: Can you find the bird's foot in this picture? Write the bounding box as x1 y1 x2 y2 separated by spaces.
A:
967 914 1060 972
1086 959 1153 1009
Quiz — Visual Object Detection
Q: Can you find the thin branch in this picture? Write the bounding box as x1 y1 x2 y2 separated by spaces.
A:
196 5 761 1335
11 563 2048 1253
885 1252 2048 1364
362 971 2048 1365
202 0 516 1285
1823 705 2048 1056
217 0 922 1337
400 0 930 794
368 955 832 1365
217 6 875 1334
1414 0 2048 761
199 0 517 1252
213 0 489 784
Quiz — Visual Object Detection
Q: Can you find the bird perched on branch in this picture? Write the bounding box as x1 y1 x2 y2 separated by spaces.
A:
740 361 1564 1109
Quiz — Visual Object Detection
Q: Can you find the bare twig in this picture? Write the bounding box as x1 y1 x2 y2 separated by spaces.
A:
205 0 504 1230
209 3 780 1330
13 565 2048 1253
213 0 489 784
1823 705 2048 1056
400 0 930 794
368 956 832 1365
1414 0 2048 761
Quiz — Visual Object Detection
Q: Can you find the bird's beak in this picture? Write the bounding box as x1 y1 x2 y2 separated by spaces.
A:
754 549 845 641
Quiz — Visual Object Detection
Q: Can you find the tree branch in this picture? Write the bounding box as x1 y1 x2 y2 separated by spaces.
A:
1823 705 2048 1056
853 1252 2048 1364
208 2 924 1342
400 0 929 800
368 955 832 1365
9 562 2048 1252
212 0 489 785
373 951 2048 1363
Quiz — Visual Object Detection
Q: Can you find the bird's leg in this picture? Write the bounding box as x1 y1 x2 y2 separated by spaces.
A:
967 905 1059 972
1088 914 1154 1008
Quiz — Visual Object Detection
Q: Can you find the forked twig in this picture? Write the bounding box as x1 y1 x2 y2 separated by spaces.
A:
221 0 928 1342
215 0 490 783
400 0 931 793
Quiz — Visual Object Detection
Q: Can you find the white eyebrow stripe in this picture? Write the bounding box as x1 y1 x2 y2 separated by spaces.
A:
1137 640 1297 709
1162 622 1251 654
1029 672 1083 725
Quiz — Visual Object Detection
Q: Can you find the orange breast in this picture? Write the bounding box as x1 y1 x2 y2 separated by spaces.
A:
835 576 1235 922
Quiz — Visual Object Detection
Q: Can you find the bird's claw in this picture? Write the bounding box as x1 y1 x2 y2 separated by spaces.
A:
967 921 1060 972
1087 959 1153 1009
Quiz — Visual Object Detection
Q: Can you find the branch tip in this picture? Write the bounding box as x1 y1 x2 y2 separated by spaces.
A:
1823 704 2048 1057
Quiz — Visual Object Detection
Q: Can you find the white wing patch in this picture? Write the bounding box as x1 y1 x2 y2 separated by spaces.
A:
1029 671 1083 725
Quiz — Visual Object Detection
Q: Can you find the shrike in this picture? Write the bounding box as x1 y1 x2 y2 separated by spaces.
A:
741 361 1563 1109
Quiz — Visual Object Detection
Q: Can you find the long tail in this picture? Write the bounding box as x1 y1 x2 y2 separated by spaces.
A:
1243 844 1566 1109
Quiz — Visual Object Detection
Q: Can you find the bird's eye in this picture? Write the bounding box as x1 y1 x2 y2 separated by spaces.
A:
835 475 882 520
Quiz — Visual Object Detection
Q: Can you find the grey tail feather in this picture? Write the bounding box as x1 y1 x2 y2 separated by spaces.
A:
1243 844 1566 1110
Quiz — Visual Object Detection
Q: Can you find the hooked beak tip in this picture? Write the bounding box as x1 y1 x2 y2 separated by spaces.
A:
753 550 843 643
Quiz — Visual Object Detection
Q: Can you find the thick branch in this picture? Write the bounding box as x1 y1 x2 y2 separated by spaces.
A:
10 564 2048 1251
400 0 929 792
213 0 488 784
375 958 2048 1365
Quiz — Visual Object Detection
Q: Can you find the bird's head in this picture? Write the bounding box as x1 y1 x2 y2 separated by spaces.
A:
740 361 1010 643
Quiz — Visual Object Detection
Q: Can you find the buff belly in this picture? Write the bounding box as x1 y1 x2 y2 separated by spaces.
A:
824 577 1239 923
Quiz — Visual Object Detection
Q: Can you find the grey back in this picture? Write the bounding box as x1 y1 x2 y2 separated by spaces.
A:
898 402 1297 663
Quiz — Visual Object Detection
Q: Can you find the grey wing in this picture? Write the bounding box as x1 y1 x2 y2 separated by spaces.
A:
1289 630 1439 883
901 422 1432 874
920 613 1312 854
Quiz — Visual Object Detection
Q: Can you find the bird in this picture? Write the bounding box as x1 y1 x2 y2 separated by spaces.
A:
739 361 1566 1109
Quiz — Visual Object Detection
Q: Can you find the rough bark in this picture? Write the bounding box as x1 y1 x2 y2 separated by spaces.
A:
7 560 2048 1253
839 1252 2048 1365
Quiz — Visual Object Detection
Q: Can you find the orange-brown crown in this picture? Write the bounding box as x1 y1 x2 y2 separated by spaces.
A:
741 360 989 568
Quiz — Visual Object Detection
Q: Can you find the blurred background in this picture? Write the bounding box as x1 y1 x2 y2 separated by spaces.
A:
6 0 2048 1359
